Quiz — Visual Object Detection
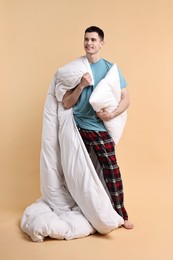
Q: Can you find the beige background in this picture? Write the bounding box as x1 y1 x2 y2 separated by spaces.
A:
1 0 173 259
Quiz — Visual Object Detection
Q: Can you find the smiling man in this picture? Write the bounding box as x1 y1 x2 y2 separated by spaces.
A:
63 26 133 229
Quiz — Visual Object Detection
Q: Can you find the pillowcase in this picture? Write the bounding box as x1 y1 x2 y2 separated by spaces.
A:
89 64 127 144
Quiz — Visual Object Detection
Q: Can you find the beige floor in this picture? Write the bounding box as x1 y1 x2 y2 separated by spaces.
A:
1 160 173 260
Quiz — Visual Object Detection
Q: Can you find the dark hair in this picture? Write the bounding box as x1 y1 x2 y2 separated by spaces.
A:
85 26 104 41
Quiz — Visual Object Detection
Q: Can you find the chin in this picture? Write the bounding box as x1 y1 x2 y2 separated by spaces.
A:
85 50 94 55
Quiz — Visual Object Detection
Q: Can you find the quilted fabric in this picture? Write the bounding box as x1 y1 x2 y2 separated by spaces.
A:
21 57 124 242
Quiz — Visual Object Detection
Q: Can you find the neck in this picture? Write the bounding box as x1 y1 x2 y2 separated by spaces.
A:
86 53 100 64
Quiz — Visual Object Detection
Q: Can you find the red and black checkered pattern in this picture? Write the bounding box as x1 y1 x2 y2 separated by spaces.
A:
78 128 128 220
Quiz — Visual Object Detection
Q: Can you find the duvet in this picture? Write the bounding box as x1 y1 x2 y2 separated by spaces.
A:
21 56 124 242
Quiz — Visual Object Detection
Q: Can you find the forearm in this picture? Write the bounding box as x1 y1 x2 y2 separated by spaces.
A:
62 83 84 109
97 88 130 121
111 96 130 119
62 72 92 109
110 87 130 119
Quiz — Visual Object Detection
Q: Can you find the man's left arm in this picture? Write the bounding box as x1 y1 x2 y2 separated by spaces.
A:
97 88 130 121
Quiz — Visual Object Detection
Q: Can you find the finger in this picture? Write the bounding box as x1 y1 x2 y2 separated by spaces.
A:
98 109 104 113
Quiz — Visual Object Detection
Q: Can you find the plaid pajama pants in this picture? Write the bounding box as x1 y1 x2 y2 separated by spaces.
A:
78 127 128 220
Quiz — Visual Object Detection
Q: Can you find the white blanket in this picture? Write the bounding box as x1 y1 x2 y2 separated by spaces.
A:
89 64 127 145
21 56 124 242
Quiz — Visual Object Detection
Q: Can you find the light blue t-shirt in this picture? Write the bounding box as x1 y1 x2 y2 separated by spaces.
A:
73 58 127 131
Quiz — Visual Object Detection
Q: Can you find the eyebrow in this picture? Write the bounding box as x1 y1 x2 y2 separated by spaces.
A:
84 37 97 41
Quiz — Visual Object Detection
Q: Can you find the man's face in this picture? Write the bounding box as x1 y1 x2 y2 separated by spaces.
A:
84 32 104 55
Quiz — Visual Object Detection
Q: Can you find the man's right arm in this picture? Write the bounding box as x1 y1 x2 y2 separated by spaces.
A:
62 72 92 109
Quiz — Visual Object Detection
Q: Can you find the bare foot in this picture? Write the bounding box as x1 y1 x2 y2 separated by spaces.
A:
123 220 134 229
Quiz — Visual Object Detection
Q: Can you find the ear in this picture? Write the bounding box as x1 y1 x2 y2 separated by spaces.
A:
100 40 104 49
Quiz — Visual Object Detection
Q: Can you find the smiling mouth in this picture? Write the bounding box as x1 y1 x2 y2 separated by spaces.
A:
85 46 93 50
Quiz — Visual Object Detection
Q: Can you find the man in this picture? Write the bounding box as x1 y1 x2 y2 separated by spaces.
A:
62 26 133 229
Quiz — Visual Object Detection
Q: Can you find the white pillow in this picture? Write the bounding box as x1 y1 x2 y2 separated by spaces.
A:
89 64 127 144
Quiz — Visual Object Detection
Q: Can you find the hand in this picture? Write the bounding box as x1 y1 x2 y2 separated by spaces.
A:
97 109 113 121
80 73 92 88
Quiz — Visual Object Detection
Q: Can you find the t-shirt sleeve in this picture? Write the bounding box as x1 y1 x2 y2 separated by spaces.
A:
117 67 127 89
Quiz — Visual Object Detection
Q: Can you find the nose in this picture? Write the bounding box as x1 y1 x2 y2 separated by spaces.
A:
86 39 92 45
